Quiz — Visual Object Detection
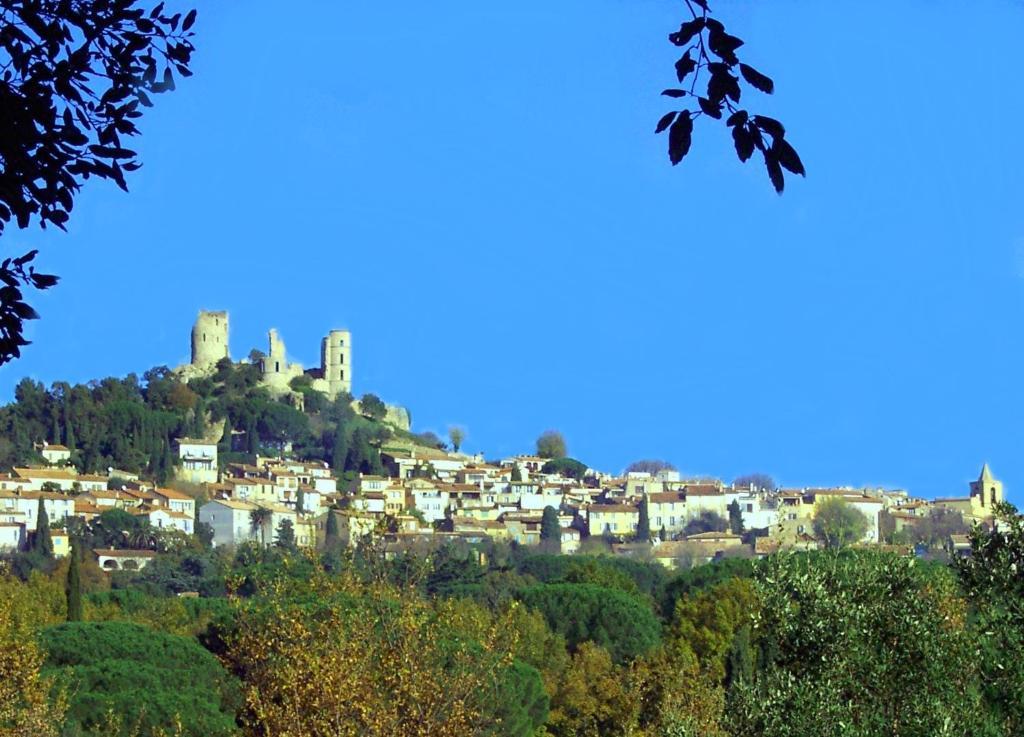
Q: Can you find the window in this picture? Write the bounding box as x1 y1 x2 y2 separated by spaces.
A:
339 354 344 364
340 370 344 380
747 504 753 512
275 361 280 372
202 333 206 342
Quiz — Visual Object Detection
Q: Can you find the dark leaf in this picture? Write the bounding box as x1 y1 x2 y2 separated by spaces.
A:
753 115 785 139
732 125 754 162
183 9 197 31
11 301 40 320
668 113 694 166
655 111 678 134
764 151 785 193
13 251 38 267
661 89 687 98
726 110 748 127
675 51 696 83
773 138 805 176
739 63 775 94
30 274 59 289
669 18 705 47
698 97 722 119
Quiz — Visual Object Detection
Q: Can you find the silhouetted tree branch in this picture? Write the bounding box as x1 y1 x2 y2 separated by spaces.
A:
657 0 804 194
0 0 196 364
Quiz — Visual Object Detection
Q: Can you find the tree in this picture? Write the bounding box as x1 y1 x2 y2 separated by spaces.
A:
812 496 869 549
635 495 651 542
0 581 67 736
684 511 728 536
249 508 271 547
955 502 1024 733
40 621 240 737
657 2 803 193
510 466 523 482
727 499 744 535
275 518 296 551
535 430 566 459
331 426 349 474
32 497 53 557
325 509 340 548
540 506 561 553
359 393 387 421
65 541 83 622
295 488 305 515
540 457 587 481
733 473 776 492
448 425 465 453
728 551 989 737
0 1 196 365
518 583 661 664
625 459 676 475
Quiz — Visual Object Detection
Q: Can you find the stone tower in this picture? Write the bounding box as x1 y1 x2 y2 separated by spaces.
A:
321 329 352 397
190 311 229 366
970 463 1004 510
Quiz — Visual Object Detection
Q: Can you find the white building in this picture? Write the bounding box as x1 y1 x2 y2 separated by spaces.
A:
176 438 218 484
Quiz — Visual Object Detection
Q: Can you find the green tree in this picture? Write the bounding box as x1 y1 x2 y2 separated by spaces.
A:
518 583 660 664
510 466 523 482
812 496 869 549
331 427 350 474
359 393 387 421
40 621 240 737
540 506 561 553
728 551 987 737
625 459 676 475
275 518 297 550
325 509 340 548
32 497 53 557
65 541 83 622
956 502 1024 734
635 495 651 542
535 430 567 459
249 508 271 547
727 499 744 535
448 425 465 453
295 488 305 515
540 457 587 480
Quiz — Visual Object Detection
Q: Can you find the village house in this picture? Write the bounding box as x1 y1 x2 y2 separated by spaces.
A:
175 438 218 485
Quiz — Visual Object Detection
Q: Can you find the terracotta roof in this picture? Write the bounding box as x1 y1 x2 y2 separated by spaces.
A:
684 484 723 496
685 531 741 541
588 504 638 515
153 488 194 501
648 492 685 504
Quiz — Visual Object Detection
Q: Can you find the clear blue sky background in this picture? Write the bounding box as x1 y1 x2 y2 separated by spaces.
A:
2 1 1022 501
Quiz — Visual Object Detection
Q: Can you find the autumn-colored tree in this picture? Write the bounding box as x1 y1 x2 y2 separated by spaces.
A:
545 642 639 737
0 566 67 736
222 561 531 737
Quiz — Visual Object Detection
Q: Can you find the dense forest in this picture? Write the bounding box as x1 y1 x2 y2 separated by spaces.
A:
4 504 1024 737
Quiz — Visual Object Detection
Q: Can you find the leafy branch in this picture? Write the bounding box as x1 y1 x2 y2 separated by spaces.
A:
656 0 804 194
0 0 196 363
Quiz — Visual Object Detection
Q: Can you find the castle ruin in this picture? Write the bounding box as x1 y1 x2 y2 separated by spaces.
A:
179 310 352 400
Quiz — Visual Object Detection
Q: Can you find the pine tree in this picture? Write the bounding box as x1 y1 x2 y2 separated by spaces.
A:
635 495 651 542
33 497 53 557
66 540 83 622
659 525 667 542
331 427 349 474
296 488 305 514
511 466 523 482
246 416 259 454
275 518 297 550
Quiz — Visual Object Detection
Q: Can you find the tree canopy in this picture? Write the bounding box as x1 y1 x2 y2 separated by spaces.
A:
535 430 567 460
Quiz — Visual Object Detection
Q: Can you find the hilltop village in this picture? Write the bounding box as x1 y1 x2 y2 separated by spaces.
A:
0 310 1000 568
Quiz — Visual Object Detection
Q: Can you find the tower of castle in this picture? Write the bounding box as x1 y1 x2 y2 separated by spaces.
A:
191 311 229 366
321 329 352 397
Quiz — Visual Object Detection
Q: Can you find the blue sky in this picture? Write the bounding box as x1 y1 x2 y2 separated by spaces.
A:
2 1 1022 501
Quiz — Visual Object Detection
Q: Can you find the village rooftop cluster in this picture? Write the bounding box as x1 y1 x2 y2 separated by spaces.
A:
0 434 1001 571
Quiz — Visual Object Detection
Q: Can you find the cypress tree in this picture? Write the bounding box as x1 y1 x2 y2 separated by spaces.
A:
64 411 76 450
246 416 258 454
635 495 651 542
540 505 561 553
191 397 206 439
33 497 53 557
325 509 339 547
296 488 305 514
511 466 523 482
65 540 83 622
50 412 61 445
726 624 754 691
332 427 349 474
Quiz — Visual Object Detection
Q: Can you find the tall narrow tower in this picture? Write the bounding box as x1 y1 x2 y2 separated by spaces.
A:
321 329 352 398
190 311 229 366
